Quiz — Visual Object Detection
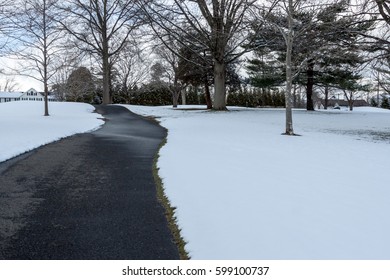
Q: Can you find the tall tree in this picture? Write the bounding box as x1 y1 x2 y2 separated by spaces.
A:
300 0 372 110
144 0 259 110
7 0 63 116
58 0 145 105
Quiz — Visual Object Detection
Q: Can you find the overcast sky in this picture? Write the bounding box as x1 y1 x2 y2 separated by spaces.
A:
0 56 43 92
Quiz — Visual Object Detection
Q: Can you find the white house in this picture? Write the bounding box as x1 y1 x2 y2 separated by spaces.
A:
0 92 23 103
0 88 56 103
19 88 45 102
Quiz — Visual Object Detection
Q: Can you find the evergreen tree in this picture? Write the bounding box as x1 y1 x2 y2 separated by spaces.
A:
248 0 373 111
66 67 96 103
381 97 390 109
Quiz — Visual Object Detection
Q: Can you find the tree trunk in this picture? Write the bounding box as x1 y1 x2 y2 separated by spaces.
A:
102 54 110 105
344 91 354 111
172 89 179 108
293 83 297 107
204 83 212 109
284 0 294 135
181 89 186 105
44 82 49 116
213 61 226 110
285 53 294 135
102 18 111 105
172 95 178 108
172 78 181 108
306 60 315 111
348 94 354 111
204 76 212 109
43 0 49 117
324 85 329 110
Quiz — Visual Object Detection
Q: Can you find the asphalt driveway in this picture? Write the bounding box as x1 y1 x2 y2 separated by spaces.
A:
0 105 179 260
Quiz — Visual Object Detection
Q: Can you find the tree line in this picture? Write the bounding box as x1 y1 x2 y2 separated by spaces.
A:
1 0 390 134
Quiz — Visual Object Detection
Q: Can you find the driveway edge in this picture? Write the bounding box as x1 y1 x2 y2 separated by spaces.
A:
152 125 190 260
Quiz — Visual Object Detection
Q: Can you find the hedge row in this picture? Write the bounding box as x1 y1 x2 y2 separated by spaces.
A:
111 84 286 108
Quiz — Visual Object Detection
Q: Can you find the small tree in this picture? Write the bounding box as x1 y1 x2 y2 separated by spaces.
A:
176 39 214 109
339 70 370 111
153 41 189 108
265 0 300 135
381 96 390 109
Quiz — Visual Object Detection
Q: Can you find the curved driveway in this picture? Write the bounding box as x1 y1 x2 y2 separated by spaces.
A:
0 105 179 259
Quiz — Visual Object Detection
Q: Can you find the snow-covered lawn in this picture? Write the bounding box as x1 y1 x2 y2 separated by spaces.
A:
2 101 389 260
122 105 390 260
0 101 104 163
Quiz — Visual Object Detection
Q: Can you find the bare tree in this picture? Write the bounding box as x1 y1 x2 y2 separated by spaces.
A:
0 0 13 52
4 0 61 116
0 76 19 91
50 49 81 101
144 0 260 110
374 0 390 25
152 40 191 108
112 43 149 94
58 0 145 105
284 0 295 135
6 0 63 116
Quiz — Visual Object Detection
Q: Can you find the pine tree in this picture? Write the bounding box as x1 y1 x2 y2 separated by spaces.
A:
248 0 373 111
381 97 390 109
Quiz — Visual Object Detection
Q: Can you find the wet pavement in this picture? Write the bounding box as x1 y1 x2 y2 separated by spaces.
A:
0 105 179 260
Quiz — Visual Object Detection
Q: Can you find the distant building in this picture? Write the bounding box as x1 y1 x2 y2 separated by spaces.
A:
0 88 57 103
314 95 369 110
0 92 23 103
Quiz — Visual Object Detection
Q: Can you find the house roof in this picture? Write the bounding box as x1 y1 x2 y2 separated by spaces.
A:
0 92 23 98
0 90 57 100
318 98 369 107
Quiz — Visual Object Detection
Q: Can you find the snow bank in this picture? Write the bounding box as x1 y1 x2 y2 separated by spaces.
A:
0 101 104 163
122 105 390 260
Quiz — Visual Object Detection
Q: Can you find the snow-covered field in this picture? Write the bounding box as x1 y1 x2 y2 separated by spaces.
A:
0 101 104 163
1 101 389 260
122 105 390 260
